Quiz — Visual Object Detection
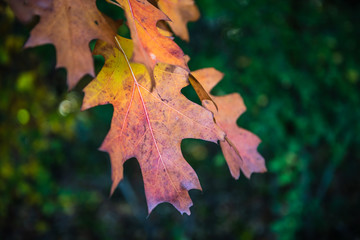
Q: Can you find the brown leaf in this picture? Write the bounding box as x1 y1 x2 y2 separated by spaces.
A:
157 0 200 41
82 37 224 214
114 0 188 76
24 0 118 89
192 68 266 179
8 0 53 23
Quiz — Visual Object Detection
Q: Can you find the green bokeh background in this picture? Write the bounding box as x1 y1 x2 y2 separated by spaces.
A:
1 0 359 239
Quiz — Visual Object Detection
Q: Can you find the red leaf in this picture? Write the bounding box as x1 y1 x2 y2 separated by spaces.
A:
115 0 188 76
82 37 225 214
192 68 266 179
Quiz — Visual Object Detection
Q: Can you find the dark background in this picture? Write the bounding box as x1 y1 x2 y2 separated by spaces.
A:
1 0 359 239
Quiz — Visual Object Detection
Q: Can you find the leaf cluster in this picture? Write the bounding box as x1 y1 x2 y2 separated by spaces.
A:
8 0 266 215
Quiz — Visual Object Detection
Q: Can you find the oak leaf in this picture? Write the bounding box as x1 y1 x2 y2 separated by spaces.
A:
114 0 188 76
157 0 200 41
24 0 118 89
192 68 266 179
82 37 225 214
8 0 53 24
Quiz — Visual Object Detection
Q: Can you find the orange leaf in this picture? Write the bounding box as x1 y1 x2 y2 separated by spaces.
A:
157 0 200 41
115 0 188 75
192 68 266 179
82 37 224 215
24 0 118 89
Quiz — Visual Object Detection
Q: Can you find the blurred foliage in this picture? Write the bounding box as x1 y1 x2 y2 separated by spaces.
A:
1 0 360 239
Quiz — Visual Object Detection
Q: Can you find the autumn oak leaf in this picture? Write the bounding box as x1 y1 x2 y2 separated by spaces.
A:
192 68 266 179
114 0 188 76
82 37 225 215
157 0 200 41
8 0 53 24
24 0 118 89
